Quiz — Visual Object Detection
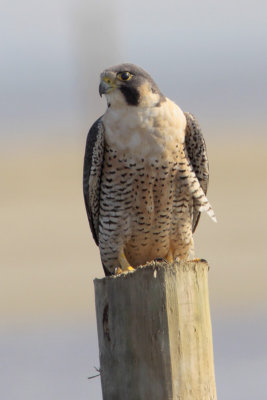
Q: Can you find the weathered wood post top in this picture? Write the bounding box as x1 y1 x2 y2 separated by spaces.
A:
94 260 217 400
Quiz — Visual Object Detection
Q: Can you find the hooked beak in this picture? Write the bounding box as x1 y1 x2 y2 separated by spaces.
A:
99 76 116 97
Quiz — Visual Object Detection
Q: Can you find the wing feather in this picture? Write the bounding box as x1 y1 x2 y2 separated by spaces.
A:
83 117 105 245
184 112 210 232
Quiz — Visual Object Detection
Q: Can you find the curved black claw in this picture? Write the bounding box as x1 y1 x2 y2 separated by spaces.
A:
153 257 168 263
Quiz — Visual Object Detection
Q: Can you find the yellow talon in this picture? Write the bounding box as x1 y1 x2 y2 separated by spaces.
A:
120 266 135 274
115 267 123 275
116 249 135 274
165 249 174 263
118 248 131 270
115 266 135 275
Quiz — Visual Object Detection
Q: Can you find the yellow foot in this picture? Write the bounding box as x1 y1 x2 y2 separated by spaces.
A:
115 266 135 275
165 250 174 263
117 248 135 274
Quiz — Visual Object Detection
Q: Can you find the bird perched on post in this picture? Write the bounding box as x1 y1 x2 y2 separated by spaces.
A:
83 63 216 276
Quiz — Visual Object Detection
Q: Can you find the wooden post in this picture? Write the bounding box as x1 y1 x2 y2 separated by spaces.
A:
94 260 217 400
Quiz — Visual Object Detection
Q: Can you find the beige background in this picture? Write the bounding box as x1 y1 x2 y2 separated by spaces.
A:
1 138 267 324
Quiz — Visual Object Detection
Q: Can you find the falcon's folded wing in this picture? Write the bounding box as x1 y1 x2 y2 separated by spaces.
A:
184 112 210 232
83 117 105 245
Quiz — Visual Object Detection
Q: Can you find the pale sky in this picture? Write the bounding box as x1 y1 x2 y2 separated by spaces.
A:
1 0 266 142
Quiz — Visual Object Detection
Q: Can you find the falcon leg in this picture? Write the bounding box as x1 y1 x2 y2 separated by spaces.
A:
189 237 195 259
173 243 191 261
186 238 203 262
116 248 135 275
172 234 194 262
165 249 174 263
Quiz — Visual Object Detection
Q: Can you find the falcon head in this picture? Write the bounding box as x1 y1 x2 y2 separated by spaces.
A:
99 63 165 108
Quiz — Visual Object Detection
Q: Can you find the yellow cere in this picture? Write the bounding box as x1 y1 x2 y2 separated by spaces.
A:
103 76 113 84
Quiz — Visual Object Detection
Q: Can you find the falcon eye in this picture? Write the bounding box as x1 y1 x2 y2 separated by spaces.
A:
117 71 133 81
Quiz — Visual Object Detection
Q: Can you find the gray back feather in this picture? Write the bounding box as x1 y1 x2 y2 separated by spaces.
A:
184 112 209 232
83 117 105 245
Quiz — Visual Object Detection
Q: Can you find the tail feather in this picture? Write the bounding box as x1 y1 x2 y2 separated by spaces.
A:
198 200 217 223
178 158 217 223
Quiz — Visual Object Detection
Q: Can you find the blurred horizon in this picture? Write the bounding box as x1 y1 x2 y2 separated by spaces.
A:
1 0 267 148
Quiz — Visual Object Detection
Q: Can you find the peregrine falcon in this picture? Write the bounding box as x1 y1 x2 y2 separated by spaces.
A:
83 63 216 276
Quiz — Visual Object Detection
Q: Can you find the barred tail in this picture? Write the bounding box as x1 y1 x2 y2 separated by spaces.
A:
198 199 217 223
178 155 217 223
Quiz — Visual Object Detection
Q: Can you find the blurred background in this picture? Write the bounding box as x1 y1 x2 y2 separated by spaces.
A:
1 0 267 398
